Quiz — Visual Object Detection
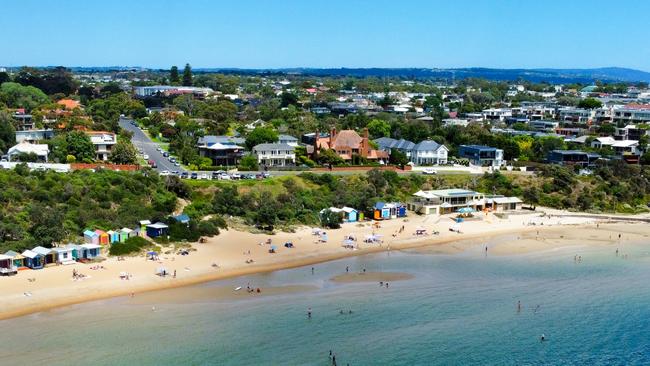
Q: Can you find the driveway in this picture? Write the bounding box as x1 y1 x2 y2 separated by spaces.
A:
118 116 185 173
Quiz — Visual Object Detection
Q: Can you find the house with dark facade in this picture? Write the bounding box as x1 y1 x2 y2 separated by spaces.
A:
197 135 245 166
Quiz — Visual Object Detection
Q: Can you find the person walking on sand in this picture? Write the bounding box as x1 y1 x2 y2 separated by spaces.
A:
173 270 176 278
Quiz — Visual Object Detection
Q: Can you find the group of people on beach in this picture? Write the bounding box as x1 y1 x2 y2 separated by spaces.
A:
72 269 87 280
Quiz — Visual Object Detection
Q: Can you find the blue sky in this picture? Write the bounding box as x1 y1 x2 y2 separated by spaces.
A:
1 0 649 70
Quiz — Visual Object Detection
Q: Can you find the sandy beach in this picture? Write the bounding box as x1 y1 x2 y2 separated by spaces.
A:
1 208 648 321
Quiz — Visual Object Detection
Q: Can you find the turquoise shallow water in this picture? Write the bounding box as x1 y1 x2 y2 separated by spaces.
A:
2 240 650 365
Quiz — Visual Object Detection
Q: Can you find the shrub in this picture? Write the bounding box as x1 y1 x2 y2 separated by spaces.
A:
109 236 152 256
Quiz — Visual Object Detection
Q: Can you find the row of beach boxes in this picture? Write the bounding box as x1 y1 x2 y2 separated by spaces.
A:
0 244 102 274
84 221 170 245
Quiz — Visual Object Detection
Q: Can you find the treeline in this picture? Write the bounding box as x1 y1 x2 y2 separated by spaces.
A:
0 167 177 253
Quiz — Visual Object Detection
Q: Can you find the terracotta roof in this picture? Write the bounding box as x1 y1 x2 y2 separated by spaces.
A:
57 99 81 110
332 130 363 149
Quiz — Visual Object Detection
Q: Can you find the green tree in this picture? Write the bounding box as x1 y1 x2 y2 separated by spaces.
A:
320 209 342 229
170 66 180 83
29 204 66 248
239 155 259 171
640 151 650 165
245 127 278 150
16 152 38 162
213 185 244 216
109 141 138 164
389 148 409 167
65 131 96 162
182 63 193 86
0 111 16 154
0 82 50 111
367 119 391 138
578 97 603 109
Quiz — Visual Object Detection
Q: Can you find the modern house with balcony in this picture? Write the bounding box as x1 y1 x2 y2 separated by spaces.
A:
197 136 245 166
86 131 117 161
547 150 601 167
458 145 504 167
408 189 486 215
252 143 296 167
374 137 448 165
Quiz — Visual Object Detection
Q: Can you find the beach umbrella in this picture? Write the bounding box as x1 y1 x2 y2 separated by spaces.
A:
457 207 475 214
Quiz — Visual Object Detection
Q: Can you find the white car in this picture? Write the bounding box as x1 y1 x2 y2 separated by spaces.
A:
142 154 149 160
218 173 231 180
422 168 437 175
160 170 170 176
200 173 208 180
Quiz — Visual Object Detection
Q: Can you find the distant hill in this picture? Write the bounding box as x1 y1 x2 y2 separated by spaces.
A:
201 67 650 83
6 65 650 83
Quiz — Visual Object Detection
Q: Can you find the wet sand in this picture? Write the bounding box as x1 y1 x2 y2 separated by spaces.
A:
330 272 415 283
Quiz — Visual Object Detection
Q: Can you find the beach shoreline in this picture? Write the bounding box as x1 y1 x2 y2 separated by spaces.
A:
0 209 646 321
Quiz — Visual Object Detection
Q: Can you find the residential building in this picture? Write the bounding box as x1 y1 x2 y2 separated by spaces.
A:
611 140 642 156
134 85 213 98
15 129 54 143
528 120 559 131
458 145 504 167
411 140 449 165
408 189 486 215
558 108 594 124
590 136 616 149
196 135 245 166
314 128 388 162
482 108 512 122
547 150 601 167
612 104 650 124
277 134 299 147
86 131 117 161
12 112 34 130
614 125 650 141
252 143 296 167
7 142 49 162
374 137 448 165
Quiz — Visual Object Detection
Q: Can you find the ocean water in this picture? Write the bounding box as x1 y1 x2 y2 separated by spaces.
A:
3 241 650 365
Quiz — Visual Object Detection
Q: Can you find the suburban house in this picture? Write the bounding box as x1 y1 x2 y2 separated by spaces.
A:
614 124 650 141
547 150 601 167
57 99 81 110
7 142 49 162
86 131 117 161
278 134 299 147
558 108 594 124
408 189 486 215
197 135 245 166
528 120 559 131
485 196 523 211
458 145 504 167
313 128 388 162
12 111 34 130
252 143 296 167
15 129 55 143
374 137 448 165
612 104 650 124
591 136 616 149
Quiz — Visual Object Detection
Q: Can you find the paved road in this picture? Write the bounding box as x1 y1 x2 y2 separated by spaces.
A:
119 116 185 173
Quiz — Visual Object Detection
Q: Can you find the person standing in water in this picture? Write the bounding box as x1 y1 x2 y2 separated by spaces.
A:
517 300 521 313
307 307 312 319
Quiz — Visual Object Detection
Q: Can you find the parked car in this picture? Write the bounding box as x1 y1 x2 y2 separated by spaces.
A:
190 172 198 179
181 172 189 179
163 152 169 157
219 173 231 180
160 170 170 176
230 173 241 180
172 171 179 176
421 168 437 175
174 162 180 167
142 154 149 160
199 173 208 180
211 172 220 179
